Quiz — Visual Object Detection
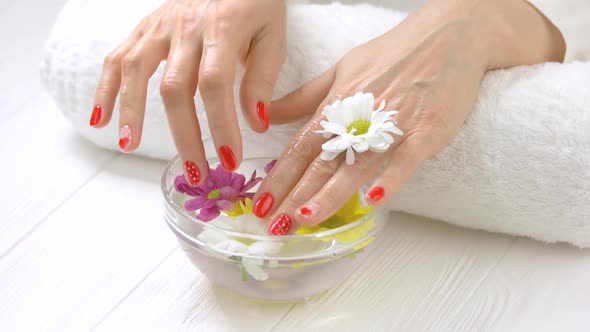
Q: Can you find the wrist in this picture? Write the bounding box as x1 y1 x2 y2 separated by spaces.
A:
466 0 565 69
419 0 565 70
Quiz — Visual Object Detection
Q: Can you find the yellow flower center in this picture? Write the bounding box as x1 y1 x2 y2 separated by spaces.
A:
207 189 221 199
346 120 371 136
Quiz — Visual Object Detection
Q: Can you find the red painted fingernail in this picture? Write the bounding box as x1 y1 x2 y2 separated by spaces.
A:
218 145 236 171
89 105 102 126
118 125 132 152
253 192 274 218
367 186 385 202
298 202 319 218
256 101 268 130
184 161 200 187
268 214 292 236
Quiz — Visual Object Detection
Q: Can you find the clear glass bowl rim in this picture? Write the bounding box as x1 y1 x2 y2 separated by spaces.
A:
161 155 380 242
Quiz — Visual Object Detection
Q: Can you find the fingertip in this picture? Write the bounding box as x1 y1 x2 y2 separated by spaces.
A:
253 192 274 218
268 213 293 236
238 80 271 133
218 145 239 172
118 123 144 153
294 202 322 226
365 186 386 206
90 104 116 129
256 100 269 131
183 159 210 187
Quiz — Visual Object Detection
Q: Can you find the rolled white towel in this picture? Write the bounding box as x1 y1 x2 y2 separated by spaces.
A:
41 0 590 246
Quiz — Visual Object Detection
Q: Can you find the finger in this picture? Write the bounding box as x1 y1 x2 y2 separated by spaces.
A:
252 74 338 220
295 151 385 226
267 153 345 233
92 17 149 128
198 29 241 172
239 26 286 132
267 67 336 124
117 31 169 152
365 137 427 206
160 11 207 186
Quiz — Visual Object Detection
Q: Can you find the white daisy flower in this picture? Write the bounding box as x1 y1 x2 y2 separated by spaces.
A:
198 214 282 281
315 92 403 165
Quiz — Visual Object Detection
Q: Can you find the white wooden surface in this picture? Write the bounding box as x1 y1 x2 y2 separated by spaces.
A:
1 1 590 331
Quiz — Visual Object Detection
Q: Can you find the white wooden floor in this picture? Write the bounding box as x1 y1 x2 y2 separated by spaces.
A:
2 1 590 331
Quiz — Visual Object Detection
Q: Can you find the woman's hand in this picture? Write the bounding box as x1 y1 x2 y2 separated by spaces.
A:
90 0 286 185
253 0 565 234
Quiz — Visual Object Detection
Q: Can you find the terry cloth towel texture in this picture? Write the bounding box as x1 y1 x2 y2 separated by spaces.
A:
41 0 590 246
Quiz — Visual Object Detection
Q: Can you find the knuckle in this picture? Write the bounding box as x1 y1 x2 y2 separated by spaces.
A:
94 83 112 98
307 116 325 130
309 158 339 179
180 7 197 29
319 183 345 208
390 135 429 166
147 16 167 38
211 2 241 21
199 68 226 93
378 170 398 185
135 17 151 37
121 53 142 73
160 75 187 100
204 5 239 36
287 135 316 161
348 152 372 171
103 52 121 68
420 107 448 129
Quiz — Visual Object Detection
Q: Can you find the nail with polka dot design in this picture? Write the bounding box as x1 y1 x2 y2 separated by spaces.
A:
184 161 201 187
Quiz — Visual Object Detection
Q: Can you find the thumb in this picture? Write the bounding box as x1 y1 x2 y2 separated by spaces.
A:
268 66 336 125
239 30 286 133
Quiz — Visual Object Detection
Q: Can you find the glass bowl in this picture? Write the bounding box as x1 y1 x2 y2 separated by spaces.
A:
161 156 386 302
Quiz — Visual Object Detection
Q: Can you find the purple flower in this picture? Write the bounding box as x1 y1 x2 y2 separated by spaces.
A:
174 164 262 222
264 159 277 174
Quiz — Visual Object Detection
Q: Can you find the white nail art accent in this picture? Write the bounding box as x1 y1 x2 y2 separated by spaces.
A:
299 201 320 218
119 124 132 151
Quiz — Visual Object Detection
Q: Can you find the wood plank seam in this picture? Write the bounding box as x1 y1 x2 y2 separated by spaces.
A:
268 302 298 332
88 245 180 332
0 153 121 260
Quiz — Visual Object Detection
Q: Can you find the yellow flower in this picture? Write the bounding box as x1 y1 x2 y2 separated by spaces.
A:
295 193 375 247
223 198 253 217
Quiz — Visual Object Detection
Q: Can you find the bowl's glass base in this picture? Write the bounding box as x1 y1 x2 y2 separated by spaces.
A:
179 239 369 302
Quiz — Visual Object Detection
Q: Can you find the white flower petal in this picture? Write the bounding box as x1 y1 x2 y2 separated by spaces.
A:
320 120 346 135
323 136 354 152
242 262 268 281
364 134 383 146
316 92 401 165
234 214 268 235
346 147 355 165
197 230 229 244
248 241 282 256
324 106 343 124
380 132 395 144
215 240 249 254
370 112 388 125
353 140 369 153
370 146 390 153
321 150 341 161
388 126 404 136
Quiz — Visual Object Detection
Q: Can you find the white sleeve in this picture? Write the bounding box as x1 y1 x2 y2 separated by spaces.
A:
526 0 590 61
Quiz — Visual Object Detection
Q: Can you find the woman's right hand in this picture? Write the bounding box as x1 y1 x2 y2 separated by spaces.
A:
90 0 287 185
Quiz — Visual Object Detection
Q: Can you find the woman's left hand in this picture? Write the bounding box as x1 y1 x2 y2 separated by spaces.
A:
251 0 565 234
